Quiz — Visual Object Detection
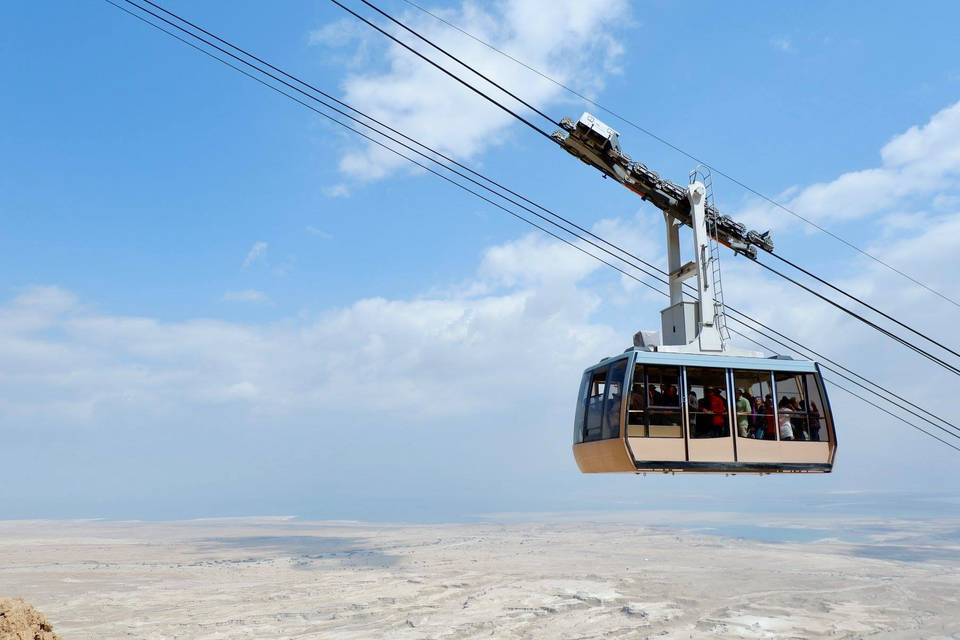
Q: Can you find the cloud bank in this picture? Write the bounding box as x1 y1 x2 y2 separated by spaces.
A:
312 0 630 181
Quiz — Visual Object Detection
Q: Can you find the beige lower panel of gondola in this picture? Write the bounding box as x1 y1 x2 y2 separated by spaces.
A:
572 440 635 473
687 436 735 462
737 439 831 464
627 437 686 462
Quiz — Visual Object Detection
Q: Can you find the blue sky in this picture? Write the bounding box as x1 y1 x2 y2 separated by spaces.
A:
3 0 960 520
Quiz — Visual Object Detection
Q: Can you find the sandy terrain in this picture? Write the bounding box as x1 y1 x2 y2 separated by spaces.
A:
1 514 958 639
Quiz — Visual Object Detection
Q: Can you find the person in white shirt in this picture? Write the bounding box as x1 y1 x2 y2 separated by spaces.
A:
778 397 795 441
735 388 751 438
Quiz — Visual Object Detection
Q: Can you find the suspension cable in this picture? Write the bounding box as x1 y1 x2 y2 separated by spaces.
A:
358 0 558 127
106 1 669 300
325 0 556 141
104 0 960 453
753 260 960 377
336 0 960 379
132 0 637 276
118 0 692 308
398 0 960 311
768 249 960 359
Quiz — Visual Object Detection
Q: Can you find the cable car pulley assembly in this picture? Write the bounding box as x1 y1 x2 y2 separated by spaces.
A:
558 113 837 474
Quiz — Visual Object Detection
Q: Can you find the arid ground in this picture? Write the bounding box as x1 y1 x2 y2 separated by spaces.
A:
1 514 958 639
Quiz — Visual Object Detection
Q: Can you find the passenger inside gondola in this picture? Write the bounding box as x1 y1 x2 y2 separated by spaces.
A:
686 367 730 438
735 388 751 437
763 395 776 439
662 384 674 407
778 396 794 440
752 396 764 438
708 387 728 437
809 402 822 441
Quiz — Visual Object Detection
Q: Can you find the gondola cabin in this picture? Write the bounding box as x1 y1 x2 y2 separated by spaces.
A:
561 114 839 475
572 350 836 474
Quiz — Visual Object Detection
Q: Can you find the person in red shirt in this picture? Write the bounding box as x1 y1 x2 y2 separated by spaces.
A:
763 395 777 439
707 387 728 437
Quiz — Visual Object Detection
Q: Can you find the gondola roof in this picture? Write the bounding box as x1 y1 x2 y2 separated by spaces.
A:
593 349 821 373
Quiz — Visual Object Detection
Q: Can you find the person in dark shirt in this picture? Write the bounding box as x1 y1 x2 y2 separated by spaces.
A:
664 384 679 407
809 402 822 441
696 393 709 437
753 396 765 439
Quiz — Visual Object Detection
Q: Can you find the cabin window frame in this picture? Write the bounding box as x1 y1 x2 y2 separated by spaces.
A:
730 367 778 441
684 365 732 439
578 358 629 443
582 367 607 442
771 369 830 443
602 359 628 440
802 372 830 443
627 363 684 439
626 362 646 437
573 371 589 445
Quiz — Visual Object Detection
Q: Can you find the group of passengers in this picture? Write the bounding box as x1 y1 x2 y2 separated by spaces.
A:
639 384 729 437
636 381 822 442
646 383 679 407
734 389 822 441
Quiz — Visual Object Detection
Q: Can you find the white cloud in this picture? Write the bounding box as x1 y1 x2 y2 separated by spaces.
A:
308 18 365 48
322 184 350 198
737 100 960 230
0 223 629 427
5 202 960 505
5 200 959 487
242 241 268 268
306 226 334 239
769 36 793 53
221 289 270 304
314 0 630 181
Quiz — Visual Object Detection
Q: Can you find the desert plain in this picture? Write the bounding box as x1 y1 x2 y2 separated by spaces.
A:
1 513 958 639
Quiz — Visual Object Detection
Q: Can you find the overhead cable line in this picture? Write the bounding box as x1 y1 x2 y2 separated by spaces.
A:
336 0 960 378
132 0 633 268
752 260 960 377
326 0 555 141
821 379 960 453
356 0 557 126
112 0 960 446
399 0 960 310
105 0 960 453
105 1 661 298
117 0 696 303
768 250 960 360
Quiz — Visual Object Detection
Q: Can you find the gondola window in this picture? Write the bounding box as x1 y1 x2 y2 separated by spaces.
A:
686 367 730 439
583 368 607 442
602 360 627 440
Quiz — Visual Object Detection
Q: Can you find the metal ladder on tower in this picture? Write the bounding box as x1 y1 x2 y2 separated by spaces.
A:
689 166 730 345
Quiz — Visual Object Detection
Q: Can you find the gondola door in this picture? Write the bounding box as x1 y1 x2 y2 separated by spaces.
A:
683 366 735 463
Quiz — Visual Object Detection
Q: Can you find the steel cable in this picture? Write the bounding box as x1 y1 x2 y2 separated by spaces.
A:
339 0 960 378
104 0 960 453
398 0 960 310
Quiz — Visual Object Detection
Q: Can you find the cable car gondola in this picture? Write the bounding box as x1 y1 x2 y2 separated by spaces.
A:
562 115 838 473
573 349 836 474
